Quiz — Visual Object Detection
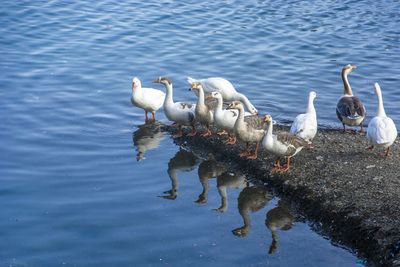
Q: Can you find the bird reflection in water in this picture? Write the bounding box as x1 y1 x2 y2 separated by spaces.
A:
232 186 271 237
132 122 165 161
195 154 227 204
265 200 294 254
160 148 200 200
213 171 247 213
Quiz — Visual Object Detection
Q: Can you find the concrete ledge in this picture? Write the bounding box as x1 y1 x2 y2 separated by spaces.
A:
162 124 400 267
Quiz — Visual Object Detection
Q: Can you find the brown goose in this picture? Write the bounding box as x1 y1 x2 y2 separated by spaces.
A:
190 82 216 137
227 101 266 159
262 115 308 173
336 64 366 132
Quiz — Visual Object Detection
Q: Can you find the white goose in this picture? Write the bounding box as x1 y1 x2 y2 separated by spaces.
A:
262 115 308 173
290 91 317 145
153 77 196 138
209 91 239 144
367 82 397 157
227 101 266 159
131 77 165 121
336 64 366 132
187 76 258 115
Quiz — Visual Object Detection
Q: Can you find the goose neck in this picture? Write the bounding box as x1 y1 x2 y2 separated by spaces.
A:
216 96 223 111
197 88 205 106
306 96 316 114
376 90 386 117
235 105 245 128
238 93 255 112
164 84 174 104
341 70 353 95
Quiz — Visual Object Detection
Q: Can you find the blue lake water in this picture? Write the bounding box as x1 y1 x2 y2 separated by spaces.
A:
1 0 399 266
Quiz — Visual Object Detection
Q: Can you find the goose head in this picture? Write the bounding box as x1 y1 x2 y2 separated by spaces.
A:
210 91 222 100
153 76 172 86
189 82 203 92
132 77 141 92
309 91 317 100
249 106 258 116
227 100 243 110
205 91 221 101
342 64 357 75
264 114 273 123
374 82 382 95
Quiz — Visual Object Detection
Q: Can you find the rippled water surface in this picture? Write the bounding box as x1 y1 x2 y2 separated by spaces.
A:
1 0 399 266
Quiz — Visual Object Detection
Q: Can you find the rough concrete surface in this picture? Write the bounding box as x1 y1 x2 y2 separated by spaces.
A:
163 124 400 267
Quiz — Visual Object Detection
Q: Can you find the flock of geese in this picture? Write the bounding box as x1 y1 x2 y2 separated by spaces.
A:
131 64 398 173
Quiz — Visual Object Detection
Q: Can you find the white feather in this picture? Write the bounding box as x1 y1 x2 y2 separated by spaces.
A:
290 91 317 142
367 82 397 148
187 76 258 115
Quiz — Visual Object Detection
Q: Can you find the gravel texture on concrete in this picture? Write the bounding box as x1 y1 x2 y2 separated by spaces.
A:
163 124 400 267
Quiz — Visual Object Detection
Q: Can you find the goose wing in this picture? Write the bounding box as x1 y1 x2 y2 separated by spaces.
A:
368 117 397 145
244 115 266 130
205 97 218 111
290 113 307 135
144 87 165 99
176 102 196 111
200 77 238 97
277 132 308 155
336 96 366 119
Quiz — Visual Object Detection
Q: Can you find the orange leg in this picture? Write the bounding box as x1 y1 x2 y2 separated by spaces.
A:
239 143 251 157
224 134 236 145
246 143 259 160
217 129 228 136
279 157 292 173
145 111 149 121
201 127 212 137
384 146 392 158
272 159 282 173
173 125 183 138
187 125 197 137
151 111 156 121
229 135 237 144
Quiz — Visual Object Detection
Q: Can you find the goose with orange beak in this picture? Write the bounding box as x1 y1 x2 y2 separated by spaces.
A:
153 77 196 138
262 115 308 173
131 77 165 122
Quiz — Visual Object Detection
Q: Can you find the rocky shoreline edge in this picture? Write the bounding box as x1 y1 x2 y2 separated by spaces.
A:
161 124 400 267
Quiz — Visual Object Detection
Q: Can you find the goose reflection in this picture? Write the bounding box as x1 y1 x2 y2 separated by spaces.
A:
132 122 165 161
265 200 294 254
160 148 200 200
232 186 271 237
213 171 247 213
195 155 227 204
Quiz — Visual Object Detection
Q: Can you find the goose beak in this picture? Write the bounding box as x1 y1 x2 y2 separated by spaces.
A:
152 77 161 83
